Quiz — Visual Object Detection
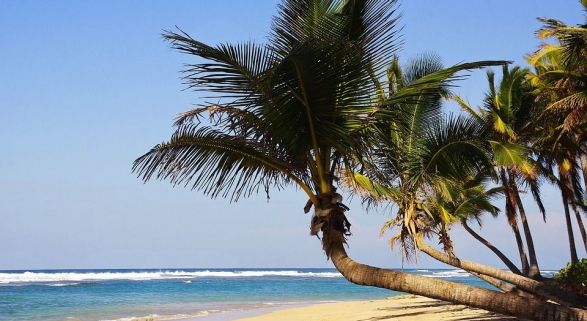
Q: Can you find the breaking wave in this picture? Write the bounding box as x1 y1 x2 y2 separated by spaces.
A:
0 270 343 284
423 269 471 278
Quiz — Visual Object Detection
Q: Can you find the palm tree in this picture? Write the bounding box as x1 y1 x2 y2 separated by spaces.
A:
529 1 587 140
528 5 587 255
133 0 587 319
339 56 582 305
534 126 587 261
454 65 544 278
528 1 587 208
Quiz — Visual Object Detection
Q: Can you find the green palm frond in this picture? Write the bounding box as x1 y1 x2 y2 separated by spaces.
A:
449 94 482 121
174 104 264 136
163 31 274 104
381 60 507 108
411 115 492 185
338 170 400 207
133 126 314 202
489 141 535 176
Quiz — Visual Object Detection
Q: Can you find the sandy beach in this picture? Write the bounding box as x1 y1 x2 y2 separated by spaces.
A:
232 295 516 321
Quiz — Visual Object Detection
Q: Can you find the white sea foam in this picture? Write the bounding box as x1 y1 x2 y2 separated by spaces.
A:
103 311 211 321
424 269 471 278
0 270 343 284
47 282 80 287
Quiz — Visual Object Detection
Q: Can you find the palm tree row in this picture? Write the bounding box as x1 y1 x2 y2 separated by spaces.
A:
133 0 587 320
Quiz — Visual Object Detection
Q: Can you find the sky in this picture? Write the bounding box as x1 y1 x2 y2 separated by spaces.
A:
0 0 585 270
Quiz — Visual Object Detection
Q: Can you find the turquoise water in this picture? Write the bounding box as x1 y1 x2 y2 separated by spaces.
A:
0 268 539 321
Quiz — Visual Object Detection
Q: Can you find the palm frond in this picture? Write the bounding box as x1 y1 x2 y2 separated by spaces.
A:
338 170 400 207
489 141 535 177
411 115 492 185
164 30 274 105
449 94 482 121
133 126 313 202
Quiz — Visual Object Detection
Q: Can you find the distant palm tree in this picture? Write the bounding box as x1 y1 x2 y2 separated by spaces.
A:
134 1 586 319
527 1 587 258
338 56 579 305
529 0 587 139
534 124 587 261
454 65 544 278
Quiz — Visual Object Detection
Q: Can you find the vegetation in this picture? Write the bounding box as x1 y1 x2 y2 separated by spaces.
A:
134 0 587 320
556 259 587 295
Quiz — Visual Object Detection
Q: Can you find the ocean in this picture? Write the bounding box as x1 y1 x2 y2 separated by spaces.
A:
0 268 556 321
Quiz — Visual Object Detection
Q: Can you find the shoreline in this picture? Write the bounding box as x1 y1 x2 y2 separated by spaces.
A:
158 295 517 321
228 295 516 321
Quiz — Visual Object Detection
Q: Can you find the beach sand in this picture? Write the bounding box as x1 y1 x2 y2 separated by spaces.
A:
231 295 517 321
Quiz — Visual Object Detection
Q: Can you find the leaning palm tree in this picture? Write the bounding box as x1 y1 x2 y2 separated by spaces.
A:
134 0 587 319
339 56 583 306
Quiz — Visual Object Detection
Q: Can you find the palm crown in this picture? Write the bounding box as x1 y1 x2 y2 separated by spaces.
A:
134 0 402 205
134 0 502 213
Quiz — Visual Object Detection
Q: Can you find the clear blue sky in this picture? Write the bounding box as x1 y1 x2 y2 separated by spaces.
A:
0 0 585 270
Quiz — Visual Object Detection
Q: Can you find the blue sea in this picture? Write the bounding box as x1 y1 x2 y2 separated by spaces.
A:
0 268 557 321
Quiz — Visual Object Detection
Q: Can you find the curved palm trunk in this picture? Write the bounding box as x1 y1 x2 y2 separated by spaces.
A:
462 220 521 275
560 177 580 264
501 169 530 274
321 223 587 321
580 153 587 194
416 239 586 308
511 215 531 274
510 178 541 278
571 201 587 252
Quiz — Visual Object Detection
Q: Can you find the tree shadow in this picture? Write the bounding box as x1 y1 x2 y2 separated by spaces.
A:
376 301 451 311
359 303 518 321
453 313 518 321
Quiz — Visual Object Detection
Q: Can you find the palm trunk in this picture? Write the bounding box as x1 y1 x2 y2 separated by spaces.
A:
470 271 514 292
571 201 587 252
462 220 521 275
322 225 587 321
511 216 531 274
470 272 543 300
416 239 585 308
509 174 541 278
500 169 530 274
580 153 587 193
560 176 580 264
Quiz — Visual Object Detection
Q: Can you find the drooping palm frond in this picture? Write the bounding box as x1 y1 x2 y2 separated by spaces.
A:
410 115 492 187
164 32 275 104
381 60 508 108
489 141 535 177
449 94 483 121
174 104 265 138
530 6 587 143
338 170 400 208
133 126 314 202
536 15 587 70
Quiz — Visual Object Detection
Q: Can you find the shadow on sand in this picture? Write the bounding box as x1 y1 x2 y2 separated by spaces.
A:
358 300 518 321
